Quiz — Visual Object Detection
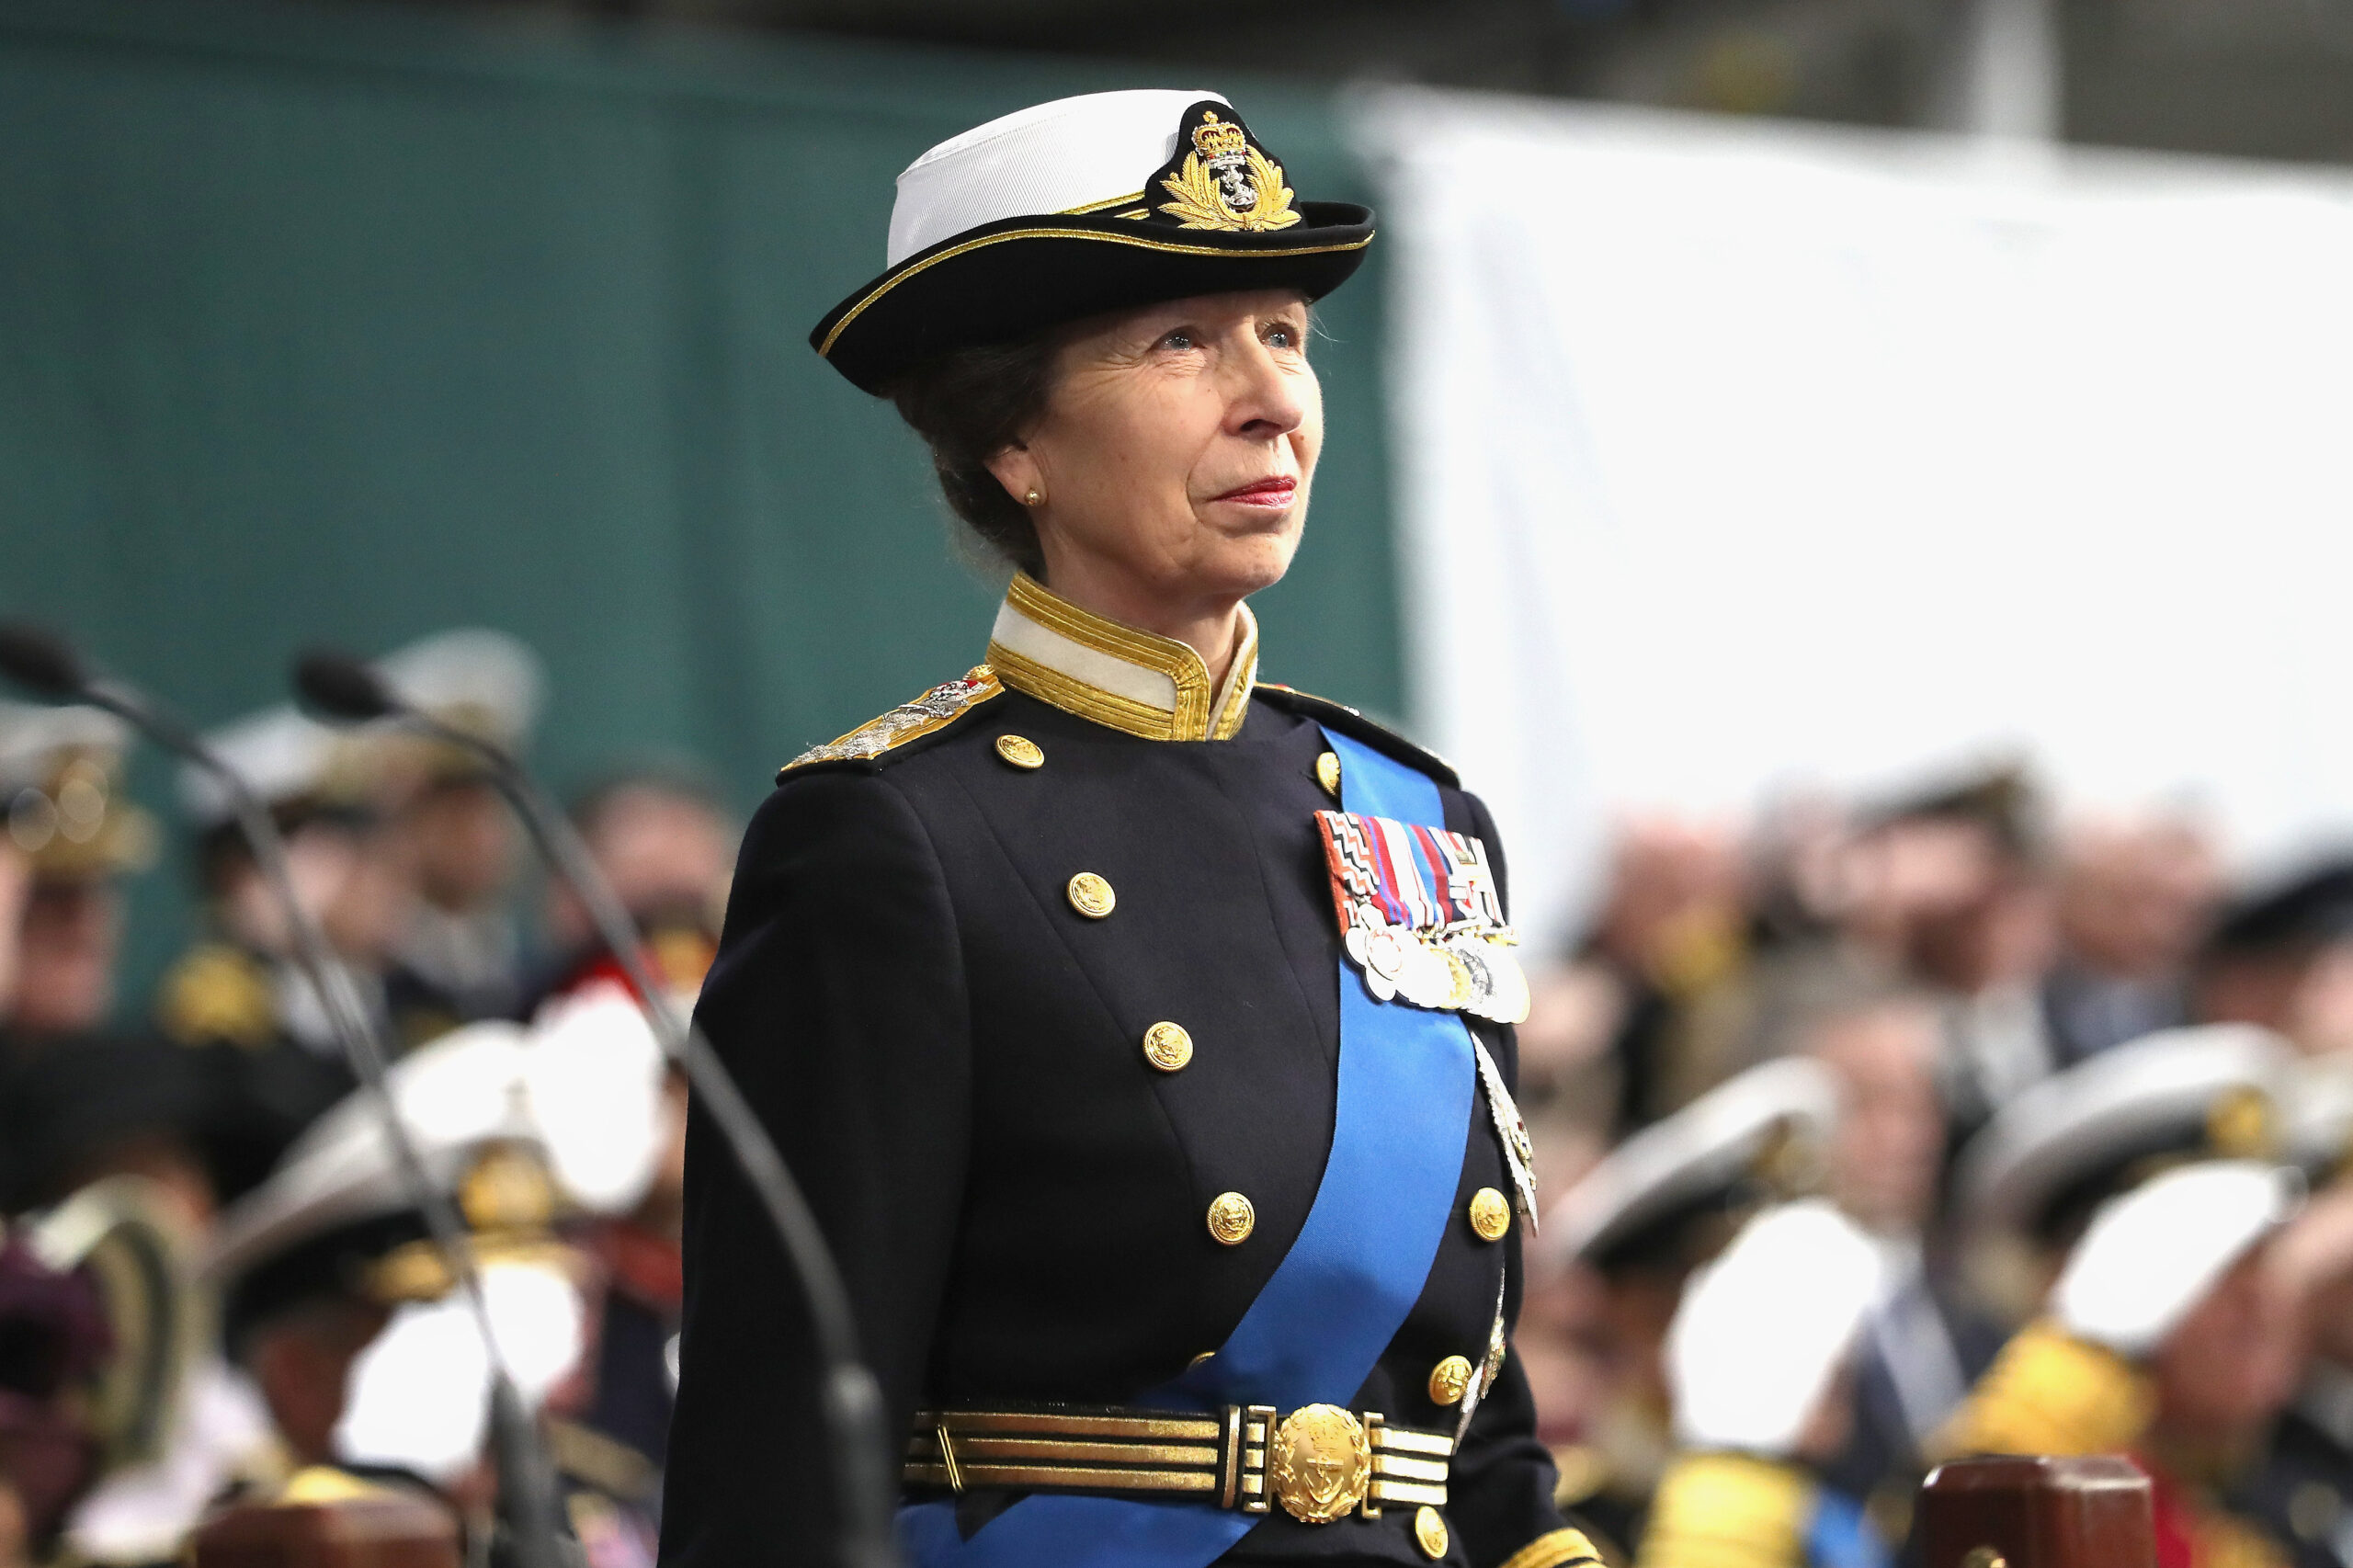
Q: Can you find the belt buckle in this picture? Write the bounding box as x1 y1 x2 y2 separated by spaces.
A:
1265 1403 1371 1524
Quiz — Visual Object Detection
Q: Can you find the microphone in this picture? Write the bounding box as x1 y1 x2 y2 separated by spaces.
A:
0 623 90 699
0 626 574 1568
293 649 900 1568
291 650 399 722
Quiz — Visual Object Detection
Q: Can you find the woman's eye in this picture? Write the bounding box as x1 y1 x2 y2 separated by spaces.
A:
1266 324 1301 349
1160 330 1197 351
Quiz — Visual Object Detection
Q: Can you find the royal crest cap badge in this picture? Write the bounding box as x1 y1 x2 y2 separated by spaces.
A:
1151 102 1303 233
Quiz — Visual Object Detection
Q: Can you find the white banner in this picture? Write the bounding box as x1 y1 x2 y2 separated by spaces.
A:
1362 88 2353 950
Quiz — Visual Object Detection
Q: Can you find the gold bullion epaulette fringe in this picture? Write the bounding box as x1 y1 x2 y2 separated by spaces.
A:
779 666 1005 779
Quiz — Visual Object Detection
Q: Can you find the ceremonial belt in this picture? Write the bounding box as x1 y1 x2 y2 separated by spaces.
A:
897 729 1479 1568
904 1405 1454 1521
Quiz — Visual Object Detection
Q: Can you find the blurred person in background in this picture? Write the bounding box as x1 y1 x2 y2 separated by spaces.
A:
208 999 672 1568
1568 814 1755 1132
2222 1055 2353 1568
2044 812 2224 1065
2193 862 2353 1057
152 705 391 1199
1942 1026 2307 1568
1952 1022 2291 1320
372 630 544 1040
1798 986 2004 1541
535 763 735 1007
158 703 411 1062
1536 1059 1841 1557
1834 767 2058 1135
1632 1200 1891 1568
2239 1168 2353 1568
383 756 523 1036
1940 1160 2301 1568
0 703 157 1047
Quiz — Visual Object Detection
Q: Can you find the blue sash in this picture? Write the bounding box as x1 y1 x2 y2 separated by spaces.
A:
898 729 1480 1568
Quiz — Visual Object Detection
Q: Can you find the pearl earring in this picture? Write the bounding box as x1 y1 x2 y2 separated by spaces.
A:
1025 489 1042 506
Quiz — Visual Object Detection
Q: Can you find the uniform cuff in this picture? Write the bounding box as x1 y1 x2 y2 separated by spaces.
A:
1500 1526 1608 1568
1932 1318 2155 1460
1633 1453 1813 1568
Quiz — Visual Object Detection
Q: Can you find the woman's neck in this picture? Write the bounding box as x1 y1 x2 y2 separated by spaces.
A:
1035 563 1246 692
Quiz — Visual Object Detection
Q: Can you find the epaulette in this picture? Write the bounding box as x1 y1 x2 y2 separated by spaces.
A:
1254 683 1458 789
155 942 278 1051
1499 1526 1607 1568
779 666 1004 780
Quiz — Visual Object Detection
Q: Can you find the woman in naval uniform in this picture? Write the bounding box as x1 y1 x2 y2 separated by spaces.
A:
662 90 1595 1568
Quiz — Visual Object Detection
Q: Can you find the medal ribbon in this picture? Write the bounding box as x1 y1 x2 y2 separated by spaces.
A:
1318 811 1506 941
898 729 1478 1568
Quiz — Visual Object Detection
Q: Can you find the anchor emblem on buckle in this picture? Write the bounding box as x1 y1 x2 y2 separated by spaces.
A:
1267 1403 1372 1524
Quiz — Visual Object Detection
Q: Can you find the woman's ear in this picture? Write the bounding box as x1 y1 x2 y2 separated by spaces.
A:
983 443 1041 508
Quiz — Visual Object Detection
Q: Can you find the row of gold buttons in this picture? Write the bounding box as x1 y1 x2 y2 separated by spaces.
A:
1200 1187 1512 1249
1007 731 1342 926
997 732 1342 799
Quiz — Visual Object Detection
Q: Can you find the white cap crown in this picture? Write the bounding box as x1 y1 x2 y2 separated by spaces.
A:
887 89 1228 267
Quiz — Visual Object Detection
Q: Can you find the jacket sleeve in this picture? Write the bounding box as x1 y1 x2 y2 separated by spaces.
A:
1449 790 1595 1568
658 770 972 1566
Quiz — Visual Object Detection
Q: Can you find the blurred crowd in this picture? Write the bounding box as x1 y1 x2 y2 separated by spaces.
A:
0 630 738 1568
1514 767 2353 1568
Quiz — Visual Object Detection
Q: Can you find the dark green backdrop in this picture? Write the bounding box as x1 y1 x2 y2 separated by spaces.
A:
0 0 1404 1008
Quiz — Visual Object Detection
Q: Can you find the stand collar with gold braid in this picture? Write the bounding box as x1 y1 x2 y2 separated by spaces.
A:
986 573 1257 742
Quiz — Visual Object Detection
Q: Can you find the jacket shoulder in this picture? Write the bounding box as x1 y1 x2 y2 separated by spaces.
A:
1254 682 1459 790
778 666 1004 781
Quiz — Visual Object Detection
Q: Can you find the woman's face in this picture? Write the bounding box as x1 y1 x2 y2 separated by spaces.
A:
992 289 1321 617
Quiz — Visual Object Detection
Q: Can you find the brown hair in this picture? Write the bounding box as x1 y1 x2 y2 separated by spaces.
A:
886 334 1061 580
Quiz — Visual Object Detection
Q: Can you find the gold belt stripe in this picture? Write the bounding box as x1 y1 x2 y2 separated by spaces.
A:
904 1403 1452 1520
945 1437 1222 1466
893 1449 1213 1487
926 1409 1221 1441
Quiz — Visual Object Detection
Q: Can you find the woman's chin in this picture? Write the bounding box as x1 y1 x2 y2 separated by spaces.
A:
1189 525 1302 599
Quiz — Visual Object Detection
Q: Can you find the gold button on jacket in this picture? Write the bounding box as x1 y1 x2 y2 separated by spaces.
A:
1066 871 1116 918
1429 1354 1473 1406
1414 1506 1449 1559
995 733 1045 768
1468 1187 1512 1242
1142 1020 1194 1072
1206 1191 1256 1245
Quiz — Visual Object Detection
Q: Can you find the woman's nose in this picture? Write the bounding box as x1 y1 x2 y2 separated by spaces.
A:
1223 338 1304 438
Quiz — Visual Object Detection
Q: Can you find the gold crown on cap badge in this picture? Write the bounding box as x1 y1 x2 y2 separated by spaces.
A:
1190 112 1249 161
